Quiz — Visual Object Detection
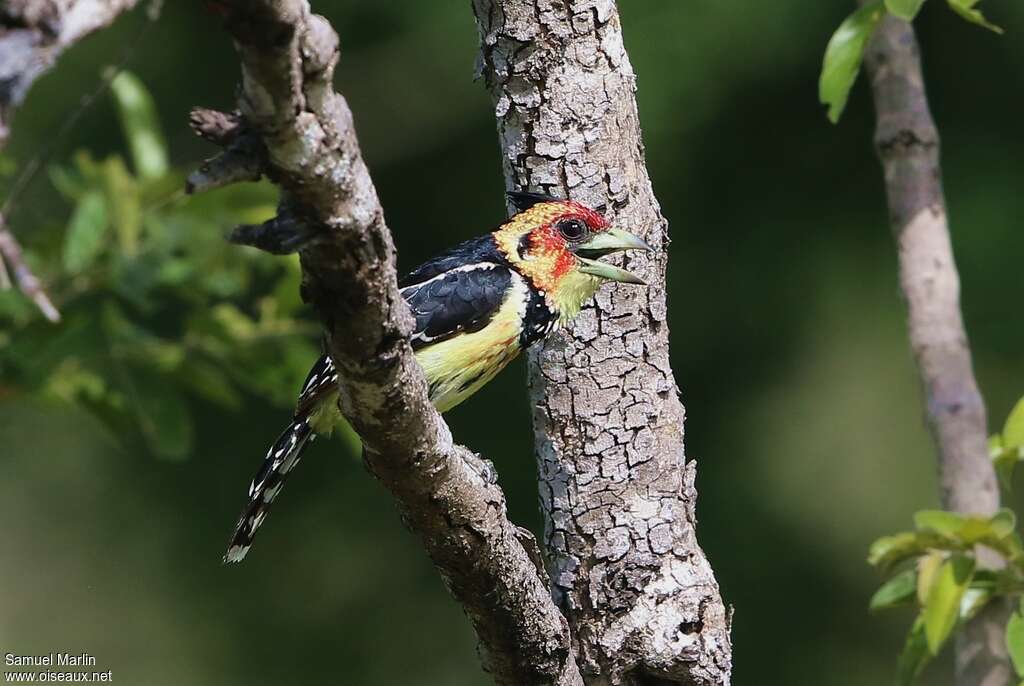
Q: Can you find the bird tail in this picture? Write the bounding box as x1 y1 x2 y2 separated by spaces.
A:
224 418 315 563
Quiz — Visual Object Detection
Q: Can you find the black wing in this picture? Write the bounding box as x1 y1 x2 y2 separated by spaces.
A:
399 235 504 288
401 264 514 350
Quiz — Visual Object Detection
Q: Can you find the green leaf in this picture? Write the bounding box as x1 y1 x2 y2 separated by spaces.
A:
63 190 110 273
109 71 168 181
177 357 243 410
958 517 996 545
0 153 15 177
102 156 141 254
959 586 993 622
869 532 919 568
923 554 975 655
100 302 184 373
993 441 1018 492
48 164 87 201
992 508 1017 538
818 1 885 123
947 0 1004 33
886 0 927 21
1008 608 1024 677
129 371 194 461
911 508 1015 547
917 551 944 604
915 509 968 536
211 303 258 340
869 530 948 570
870 568 918 611
898 615 932 686
1005 397 1024 450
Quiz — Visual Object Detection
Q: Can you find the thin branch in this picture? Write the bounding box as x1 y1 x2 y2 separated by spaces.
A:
201 2 582 683
0 218 59 322
862 14 1010 686
188 107 244 145
184 107 263 194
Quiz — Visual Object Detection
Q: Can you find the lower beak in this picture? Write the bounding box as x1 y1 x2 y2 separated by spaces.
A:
575 227 653 285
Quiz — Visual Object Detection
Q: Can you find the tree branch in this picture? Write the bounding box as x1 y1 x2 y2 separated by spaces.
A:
862 14 1010 686
185 107 263 194
0 218 59 321
0 0 140 146
200 2 582 683
472 2 731 684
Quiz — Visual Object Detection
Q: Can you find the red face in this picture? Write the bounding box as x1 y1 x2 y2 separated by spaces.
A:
496 197 651 293
536 201 609 245
525 201 610 282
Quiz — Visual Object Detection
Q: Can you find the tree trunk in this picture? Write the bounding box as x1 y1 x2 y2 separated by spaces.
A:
473 2 731 683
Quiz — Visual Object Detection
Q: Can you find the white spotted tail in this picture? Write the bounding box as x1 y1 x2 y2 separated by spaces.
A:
224 355 338 563
224 418 315 563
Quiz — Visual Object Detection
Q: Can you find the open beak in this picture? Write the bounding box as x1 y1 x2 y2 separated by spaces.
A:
575 227 654 285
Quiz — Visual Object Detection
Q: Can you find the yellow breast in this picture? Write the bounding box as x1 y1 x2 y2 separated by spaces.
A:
414 272 529 413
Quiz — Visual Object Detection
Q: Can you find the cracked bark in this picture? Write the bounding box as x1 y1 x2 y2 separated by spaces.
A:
202 2 583 684
862 15 1010 686
472 2 731 684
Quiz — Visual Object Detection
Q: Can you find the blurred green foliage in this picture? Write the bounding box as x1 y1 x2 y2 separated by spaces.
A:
1 2 1022 685
0 70 320 461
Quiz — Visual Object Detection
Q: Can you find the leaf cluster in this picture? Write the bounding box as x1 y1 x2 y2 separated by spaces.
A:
819 0 1002 123
0 72 325 460
868 397 1024 684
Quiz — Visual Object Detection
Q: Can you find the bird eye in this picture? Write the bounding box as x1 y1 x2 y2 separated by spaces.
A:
558 219 589 241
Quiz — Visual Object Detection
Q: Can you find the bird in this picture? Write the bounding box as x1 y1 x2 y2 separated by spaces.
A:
224 191 652 563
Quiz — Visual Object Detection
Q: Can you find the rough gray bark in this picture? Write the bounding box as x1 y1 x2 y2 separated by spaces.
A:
200 2 583 684
472 2 731 684
862 14 1010 686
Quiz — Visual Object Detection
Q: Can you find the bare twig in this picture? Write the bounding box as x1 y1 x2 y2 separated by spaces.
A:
862 14 1010 686
185 107 263 194
187 107 244 145
0 218 59 322
472 2 731 684
185 145 263 195
201 2 582 683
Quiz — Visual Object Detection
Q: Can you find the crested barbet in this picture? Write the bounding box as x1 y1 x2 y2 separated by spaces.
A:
224 191 652 562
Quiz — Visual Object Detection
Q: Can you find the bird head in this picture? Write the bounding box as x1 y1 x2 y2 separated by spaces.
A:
494 192 652 320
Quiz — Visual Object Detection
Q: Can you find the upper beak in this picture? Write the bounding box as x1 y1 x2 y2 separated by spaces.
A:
575 227 654 285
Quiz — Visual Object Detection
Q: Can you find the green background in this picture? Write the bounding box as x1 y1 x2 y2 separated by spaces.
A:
2 1 1022 684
